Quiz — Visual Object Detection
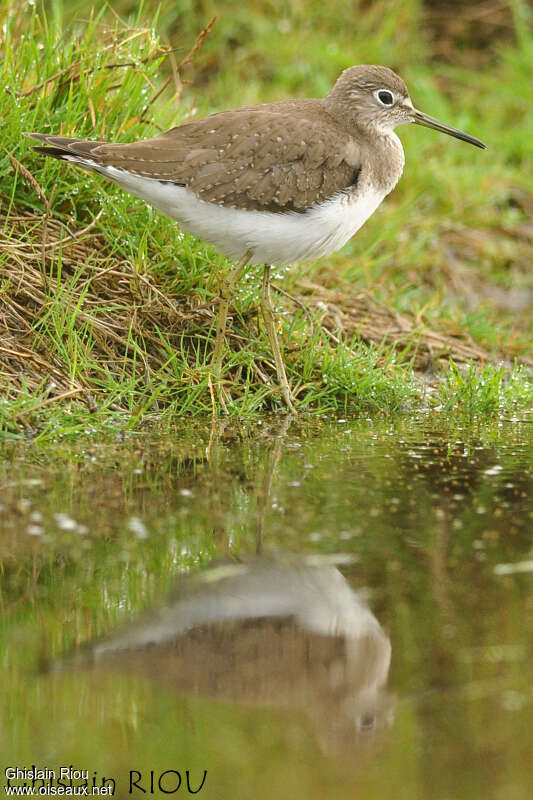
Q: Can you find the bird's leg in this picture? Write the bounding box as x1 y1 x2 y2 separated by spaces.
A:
260 263 296 413
210 249 252 412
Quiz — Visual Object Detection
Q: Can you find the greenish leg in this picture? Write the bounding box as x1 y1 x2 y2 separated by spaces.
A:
260 263 297 414
210 250 252 413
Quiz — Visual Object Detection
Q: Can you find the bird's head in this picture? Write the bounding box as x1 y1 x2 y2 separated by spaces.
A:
326 65 486 149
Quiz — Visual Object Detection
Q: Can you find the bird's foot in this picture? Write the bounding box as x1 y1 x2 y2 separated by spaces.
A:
278 383 297 414
207 372 232 417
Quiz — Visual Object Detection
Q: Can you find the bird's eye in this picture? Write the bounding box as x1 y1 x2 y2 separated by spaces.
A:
376 90 394 106
356 713 376 732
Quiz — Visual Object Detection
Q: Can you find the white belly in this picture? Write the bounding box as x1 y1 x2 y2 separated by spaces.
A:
73 160 387 265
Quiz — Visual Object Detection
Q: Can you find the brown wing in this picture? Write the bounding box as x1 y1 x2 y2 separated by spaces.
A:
27 101 361 212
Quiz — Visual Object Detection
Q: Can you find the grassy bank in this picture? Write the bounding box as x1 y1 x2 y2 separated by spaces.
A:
0 0 532 433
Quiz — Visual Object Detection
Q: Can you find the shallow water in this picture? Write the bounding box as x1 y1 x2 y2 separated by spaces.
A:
1 413 532 799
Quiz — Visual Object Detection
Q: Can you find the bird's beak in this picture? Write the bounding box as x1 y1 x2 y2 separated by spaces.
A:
413 109 486 149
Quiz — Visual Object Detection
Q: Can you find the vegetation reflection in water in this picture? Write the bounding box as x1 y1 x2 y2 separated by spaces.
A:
1 413 532 799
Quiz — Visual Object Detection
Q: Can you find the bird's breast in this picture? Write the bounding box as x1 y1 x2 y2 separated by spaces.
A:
364 132 405 196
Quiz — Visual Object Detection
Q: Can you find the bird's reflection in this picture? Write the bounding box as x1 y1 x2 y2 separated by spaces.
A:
55 558 393 754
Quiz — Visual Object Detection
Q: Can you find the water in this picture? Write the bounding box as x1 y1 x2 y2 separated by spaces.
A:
1 413 532 799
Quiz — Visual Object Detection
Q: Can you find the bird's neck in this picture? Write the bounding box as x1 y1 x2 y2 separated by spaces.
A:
361 130 405 196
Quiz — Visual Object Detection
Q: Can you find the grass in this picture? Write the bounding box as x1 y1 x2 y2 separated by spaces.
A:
0 0 532 433
437 361 533 415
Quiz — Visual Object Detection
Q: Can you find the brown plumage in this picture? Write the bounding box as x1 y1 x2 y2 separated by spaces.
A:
28 100 364 213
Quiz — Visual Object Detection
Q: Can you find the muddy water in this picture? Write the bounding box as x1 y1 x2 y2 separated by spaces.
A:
1 414 532 799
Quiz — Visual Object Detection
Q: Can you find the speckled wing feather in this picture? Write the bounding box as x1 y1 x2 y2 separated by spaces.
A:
28 99 362 213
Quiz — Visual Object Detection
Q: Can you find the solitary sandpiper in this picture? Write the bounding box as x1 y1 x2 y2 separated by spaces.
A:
27 65 486 413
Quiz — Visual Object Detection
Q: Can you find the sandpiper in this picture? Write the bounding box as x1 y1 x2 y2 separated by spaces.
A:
27 65 486 413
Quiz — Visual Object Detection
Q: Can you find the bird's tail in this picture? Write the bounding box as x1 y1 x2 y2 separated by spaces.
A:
25 133 107 174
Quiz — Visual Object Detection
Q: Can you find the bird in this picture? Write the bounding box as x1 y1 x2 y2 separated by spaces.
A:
27 65 486 413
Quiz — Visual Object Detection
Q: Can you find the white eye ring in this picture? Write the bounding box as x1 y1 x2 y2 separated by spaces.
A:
374 89 395 107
